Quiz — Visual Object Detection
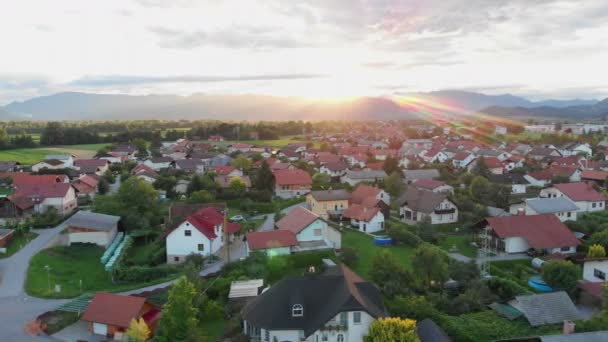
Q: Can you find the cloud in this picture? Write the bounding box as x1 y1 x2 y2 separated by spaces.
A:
69 74 326 86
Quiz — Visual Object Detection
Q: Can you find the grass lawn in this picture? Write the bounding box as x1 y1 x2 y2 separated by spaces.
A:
26 244 178 298
342 229 416 278
199 135 319 149
444 310 561 341
0 144 108 164
0 232 39 259
201 320 225 341
438 234 478 258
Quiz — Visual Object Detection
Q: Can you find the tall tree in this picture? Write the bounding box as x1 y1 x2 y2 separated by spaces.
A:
384 172 405 198
470 176 490 204
365 317 420 342
416 216 437 243
157 277 201 341
472 156 489 177
230 156 252 172
383 156 400 175
411 245 448 289
542 260 580 295
125 318 151 342
369 250 413 297
254 160 274 191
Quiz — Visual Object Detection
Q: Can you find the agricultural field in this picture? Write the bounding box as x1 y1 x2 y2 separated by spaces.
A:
0 143 108 164
199 135 316 149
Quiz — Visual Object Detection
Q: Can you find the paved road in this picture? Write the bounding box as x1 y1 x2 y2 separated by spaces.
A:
0 224 68 341
108 174 121 194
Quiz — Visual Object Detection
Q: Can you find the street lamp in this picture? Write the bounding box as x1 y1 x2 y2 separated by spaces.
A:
43 265 52 292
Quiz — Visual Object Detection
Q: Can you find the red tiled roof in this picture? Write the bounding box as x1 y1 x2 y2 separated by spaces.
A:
275 206 319 234
317 154 341 164
82 293 148 328
484 214 580 249
581 170 608 181
424 148 442 158
185 207 225 239
13 183 72 199
483 157 503 169
131 164 159 176
246 230 297 250
548 165 579 177
270 162 291 171
74 159 108 168
553 182 606 201
0 173 67 186
350 184 381 205
528 170 553 181
273 169 312 186
412 179 446 190
453 152 471 161
210 166 236 175
226 222 241 234
323 161 348 172
343 204 381 222
365 162 384 171
72 176 98 193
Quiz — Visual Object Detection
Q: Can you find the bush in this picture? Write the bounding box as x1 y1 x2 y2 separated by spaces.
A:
288 250 334 269
487 277 532 300
388 227 422 247
113 264 177 282
201 299 225 320
340 247 359 267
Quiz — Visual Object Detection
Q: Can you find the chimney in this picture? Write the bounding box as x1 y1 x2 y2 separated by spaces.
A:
517 208 525 216
563 320 575 335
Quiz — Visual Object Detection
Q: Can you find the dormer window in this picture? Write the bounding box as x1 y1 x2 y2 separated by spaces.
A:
292 304 303 317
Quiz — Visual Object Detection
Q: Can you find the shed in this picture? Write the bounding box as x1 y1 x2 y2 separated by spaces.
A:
229 279 264 300
66 211 120 247
508 291 581 326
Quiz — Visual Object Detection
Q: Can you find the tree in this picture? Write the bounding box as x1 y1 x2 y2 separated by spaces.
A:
40 122 64 145
384 172 405 198
254 160 274 191
340 246 359 267
590 230 608 249
365 317 419 342
470 176 490 203
369 250 413 297
472 156 490 177
231 156 252 172
411 245 448 289
383 156 400 175
542 260 580 295
157 277 201 341
416 216 437 243
229 177 247 193
489 183 511 209
117 177 159 215
189 190 215 204
588 244 607 258
97 178 109 195
132 138 149 158
312 173 331 189
125 318 151 342
187 175 204 195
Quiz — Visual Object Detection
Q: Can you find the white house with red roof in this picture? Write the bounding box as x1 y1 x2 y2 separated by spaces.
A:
319 161 348 179
8 182 77 216
165 207 225 264
540 182 606 213
275 207 341 250
478 214 580 254
273 169 312 199
71 175 99 198
228 143 253 153
411 179 454 194
343 204 384 233
419 148 448 163
245 230 298 257
452 152 476 169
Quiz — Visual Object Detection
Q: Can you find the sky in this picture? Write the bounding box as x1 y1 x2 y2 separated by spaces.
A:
1 0 608 104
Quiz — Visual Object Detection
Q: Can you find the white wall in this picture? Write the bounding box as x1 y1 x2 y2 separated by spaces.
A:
351 211 384 233
583 260 608 282
166 220 223 263
504 236 529 253
69 229 116 248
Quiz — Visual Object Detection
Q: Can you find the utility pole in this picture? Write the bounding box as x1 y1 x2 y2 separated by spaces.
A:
43 265 52 292
224 207 230 264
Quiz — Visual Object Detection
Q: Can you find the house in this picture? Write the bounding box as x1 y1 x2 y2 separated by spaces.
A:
172 159 205 174
477 214 580 254
351 184 390 206
0 228 14 248
165 207 225 264
208 135 225 141
403 169 440 184
241 264 387 342
209 165 243 177
81 292 161 338
31 158 68 172
547 165 582 182
340 170 387 186
275 206 341 251
65 211 120 247
487 173 530 194
228 143 253 153
420 148 448 163
0 161 20 173
319 162 348 180
73 159 109 175
134 170 159 185
540 182 606 212
524 124 555 133
581 170 608 184
246 230 298 256
307 189 350 219
398 187 458 225
144 157 173 171
524 171 553 187
215 175 252 190
71 175 99 198
7 183 77 216
452 152 476 168
111 145 138 159
559 142 593 157
473 157 504 175
411 179 454 194
508 292 581 326
343 204 385 233
495 125 508 135
582 258 608 282
273 169 313 199
525 197 579 222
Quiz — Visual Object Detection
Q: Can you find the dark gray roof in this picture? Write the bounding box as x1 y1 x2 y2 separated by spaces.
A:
398 187 448 213
487 206 511 217
526 197 579 214
510 291 581 326
404 169 440 181
242 265 387 337
66 211 120 231
540 331 608 342
0 161 19 172
173 158 203 171
417 319 452 342
344 170 387 180
310 189 351 201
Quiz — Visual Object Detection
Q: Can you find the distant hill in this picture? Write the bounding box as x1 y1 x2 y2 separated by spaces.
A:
0 91 602 121
483 97 608 120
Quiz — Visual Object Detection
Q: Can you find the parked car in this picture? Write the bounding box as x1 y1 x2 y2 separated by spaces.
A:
230 215 245 222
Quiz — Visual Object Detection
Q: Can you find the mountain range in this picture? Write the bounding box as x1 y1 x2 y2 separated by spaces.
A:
0 90 604 121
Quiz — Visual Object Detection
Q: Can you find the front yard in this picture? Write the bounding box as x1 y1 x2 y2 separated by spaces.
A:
437 234 478 258
0 232 38 259
26 244 177 298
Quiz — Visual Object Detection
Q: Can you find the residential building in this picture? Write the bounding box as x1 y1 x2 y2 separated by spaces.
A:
319 162 348 180
350 184 390 206
143 157 173 170
7 183 77 216
540 182 606 212
246 230 298 256
71 175 99 198
0 161 20 173
343 204 385 233
525 197 579 222
65 211 120 247
241 265 387 342
307 189 350 218
273 169 313 199
411 179 454 194
583 258 608 282
275 206 341 251
403 169 440 184
452 152 476 169
340 170 387 186
509 292 581 327
398 187 458 225
165 207 225 264
488 173 530 194
215 175 252 190
172 159 205 174
477 214 580 254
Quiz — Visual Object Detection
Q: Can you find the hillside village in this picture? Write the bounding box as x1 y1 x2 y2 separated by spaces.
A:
2 120 608 341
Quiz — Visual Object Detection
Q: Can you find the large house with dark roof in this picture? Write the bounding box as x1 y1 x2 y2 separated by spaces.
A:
165 207 225 264
540 182 606 213
398 187 458 225
242 265 387 342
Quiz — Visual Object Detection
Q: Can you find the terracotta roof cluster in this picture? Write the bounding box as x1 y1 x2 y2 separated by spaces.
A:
581 170 608 181
273 169 312 186
483 214 580 249
553 182 606 201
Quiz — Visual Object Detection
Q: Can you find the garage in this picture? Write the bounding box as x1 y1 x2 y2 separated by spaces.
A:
92 322 107 336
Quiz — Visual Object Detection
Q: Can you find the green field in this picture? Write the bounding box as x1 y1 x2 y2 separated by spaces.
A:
0 144 108 164
0 232 39 259
342 229 416 278
437 234 478 258
26 244 177 298
200 135 316 149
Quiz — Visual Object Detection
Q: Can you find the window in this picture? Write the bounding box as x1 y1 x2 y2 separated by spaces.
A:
601 202 604 207
567 212 572 218
595 269 606 280
184 230 191 236
314 229 322 236
198 244 204 251
339 312 347 326
337 334 344 342
321 333 328 341
592 203 597 208
174 256 180 262
353 311 361 324
292 304 303 317
264 330 269 341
